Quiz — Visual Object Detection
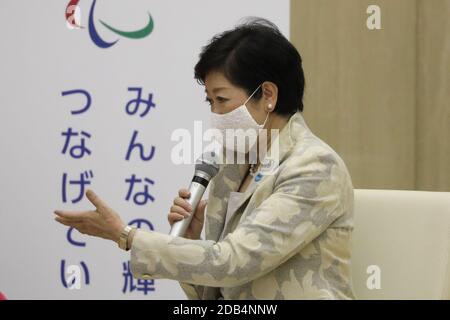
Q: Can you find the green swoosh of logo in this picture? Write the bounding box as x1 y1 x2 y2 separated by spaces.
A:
99 13 154 39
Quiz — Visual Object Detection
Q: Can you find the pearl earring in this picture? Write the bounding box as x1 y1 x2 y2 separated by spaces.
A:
268 104 273 109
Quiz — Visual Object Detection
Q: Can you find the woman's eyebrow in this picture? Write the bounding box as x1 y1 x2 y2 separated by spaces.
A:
205 87 228 94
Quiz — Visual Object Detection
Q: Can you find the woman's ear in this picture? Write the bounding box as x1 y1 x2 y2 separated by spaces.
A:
262 81 278 112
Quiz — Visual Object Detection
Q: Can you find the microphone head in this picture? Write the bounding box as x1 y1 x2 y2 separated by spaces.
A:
195 151 220 179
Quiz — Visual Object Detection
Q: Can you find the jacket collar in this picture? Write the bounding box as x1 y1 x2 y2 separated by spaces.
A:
214 111 311 227
201 112 311 299
218 111 309 188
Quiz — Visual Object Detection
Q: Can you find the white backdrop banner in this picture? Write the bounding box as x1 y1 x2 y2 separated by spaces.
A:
0 0 289 299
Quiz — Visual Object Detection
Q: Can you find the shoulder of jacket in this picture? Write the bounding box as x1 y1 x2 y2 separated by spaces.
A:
276 133 354 195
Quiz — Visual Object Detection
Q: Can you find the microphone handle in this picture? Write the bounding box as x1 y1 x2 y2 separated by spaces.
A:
169 179 206 237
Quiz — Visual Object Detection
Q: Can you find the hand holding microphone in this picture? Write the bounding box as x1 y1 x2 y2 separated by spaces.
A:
168 189 207 240
168 152 220 238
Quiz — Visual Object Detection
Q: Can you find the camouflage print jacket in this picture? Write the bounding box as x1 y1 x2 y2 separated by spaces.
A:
130 111 356 299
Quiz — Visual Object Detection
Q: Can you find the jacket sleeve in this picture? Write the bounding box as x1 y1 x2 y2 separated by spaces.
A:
130 149 352 288
178 282 201 299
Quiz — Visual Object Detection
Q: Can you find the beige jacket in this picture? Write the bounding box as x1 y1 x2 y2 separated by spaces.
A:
130 111 356 299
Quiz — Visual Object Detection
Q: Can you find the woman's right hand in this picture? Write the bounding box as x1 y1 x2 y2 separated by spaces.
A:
168 188 207 240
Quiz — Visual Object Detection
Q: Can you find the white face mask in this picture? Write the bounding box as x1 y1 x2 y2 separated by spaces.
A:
209 84 270 156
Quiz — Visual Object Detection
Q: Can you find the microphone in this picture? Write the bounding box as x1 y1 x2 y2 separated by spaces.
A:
169 152 220 237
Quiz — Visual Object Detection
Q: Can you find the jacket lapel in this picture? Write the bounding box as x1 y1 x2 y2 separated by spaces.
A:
203 162 247 242
217 112 309 238
201 112 309 299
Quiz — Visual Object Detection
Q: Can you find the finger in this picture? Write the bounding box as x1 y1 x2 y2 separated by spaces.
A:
170 205 191 217
54 210 88 221
168 212 185 226
192 199 207 223
55 217 82 227
178 188 191 198
85 189 109 211
173 197 192 212
196 199 208 215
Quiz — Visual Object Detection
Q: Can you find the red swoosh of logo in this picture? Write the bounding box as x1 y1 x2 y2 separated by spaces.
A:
66 0 83 29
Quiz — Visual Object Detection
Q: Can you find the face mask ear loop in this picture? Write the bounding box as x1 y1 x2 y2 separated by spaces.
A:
243 84 262 105
261 111 270 129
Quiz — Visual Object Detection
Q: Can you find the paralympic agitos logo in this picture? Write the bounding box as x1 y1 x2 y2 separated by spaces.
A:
65 0 154 49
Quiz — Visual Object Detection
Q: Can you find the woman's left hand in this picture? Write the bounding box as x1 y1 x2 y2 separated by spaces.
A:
54 189 125 244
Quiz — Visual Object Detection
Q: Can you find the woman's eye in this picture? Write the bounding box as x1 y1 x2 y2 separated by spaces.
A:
204 97 228 106
204 97 213 106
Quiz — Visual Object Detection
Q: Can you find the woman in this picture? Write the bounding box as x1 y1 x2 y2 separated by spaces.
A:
54 18 355 300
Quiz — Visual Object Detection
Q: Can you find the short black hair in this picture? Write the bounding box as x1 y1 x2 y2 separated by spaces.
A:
194 17 305 115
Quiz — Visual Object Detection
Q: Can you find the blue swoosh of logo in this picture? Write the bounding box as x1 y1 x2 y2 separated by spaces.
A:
88 0 119 48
